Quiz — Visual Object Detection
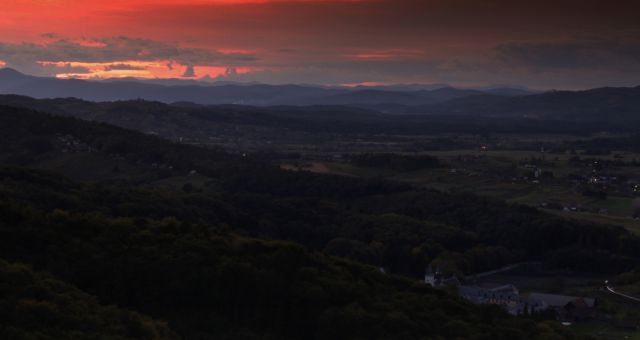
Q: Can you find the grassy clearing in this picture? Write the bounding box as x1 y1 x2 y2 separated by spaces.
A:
545 210 640 234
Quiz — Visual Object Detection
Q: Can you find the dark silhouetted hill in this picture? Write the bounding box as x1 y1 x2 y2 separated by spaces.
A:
412 86 640 122
0 68 530 108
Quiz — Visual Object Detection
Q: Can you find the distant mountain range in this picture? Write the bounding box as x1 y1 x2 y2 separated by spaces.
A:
0 68 533 109
413 86 640 120
1 68 639 123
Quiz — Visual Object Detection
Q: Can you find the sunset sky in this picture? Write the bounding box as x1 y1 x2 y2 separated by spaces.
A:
1 0 639 89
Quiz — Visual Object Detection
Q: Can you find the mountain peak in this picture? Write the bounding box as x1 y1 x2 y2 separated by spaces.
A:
0 68 32 85
0 68 26 76
0 68 32 93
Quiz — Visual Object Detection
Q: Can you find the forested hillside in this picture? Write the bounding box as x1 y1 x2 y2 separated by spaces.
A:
0 193 585 339
2 104 639 276
0 259 177 340
0 103 635 338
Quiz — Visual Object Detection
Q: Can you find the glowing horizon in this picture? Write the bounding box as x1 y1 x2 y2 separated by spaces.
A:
1 0 639 88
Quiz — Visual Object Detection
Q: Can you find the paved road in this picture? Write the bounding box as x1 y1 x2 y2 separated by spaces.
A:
606 285 640 303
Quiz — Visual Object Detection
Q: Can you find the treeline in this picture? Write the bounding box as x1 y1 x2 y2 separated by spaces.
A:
350 153 440 171
568 134 640 153
568 155 640 168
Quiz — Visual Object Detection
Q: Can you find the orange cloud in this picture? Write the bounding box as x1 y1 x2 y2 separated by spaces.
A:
194 66 253 78
37 60 255 80
344 49 424 61
39 60 161 79
339 81 387 87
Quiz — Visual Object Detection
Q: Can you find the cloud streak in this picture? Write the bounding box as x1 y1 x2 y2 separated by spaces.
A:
496 37 640 72
0 37 257 77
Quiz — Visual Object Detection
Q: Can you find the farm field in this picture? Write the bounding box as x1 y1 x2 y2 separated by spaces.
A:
281 147 640 232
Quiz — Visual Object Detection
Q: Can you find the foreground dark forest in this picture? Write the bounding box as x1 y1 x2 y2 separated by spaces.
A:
1 100 640 339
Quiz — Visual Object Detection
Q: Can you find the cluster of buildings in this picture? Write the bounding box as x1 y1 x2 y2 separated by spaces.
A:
56 134 94 153
424 266 596 322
